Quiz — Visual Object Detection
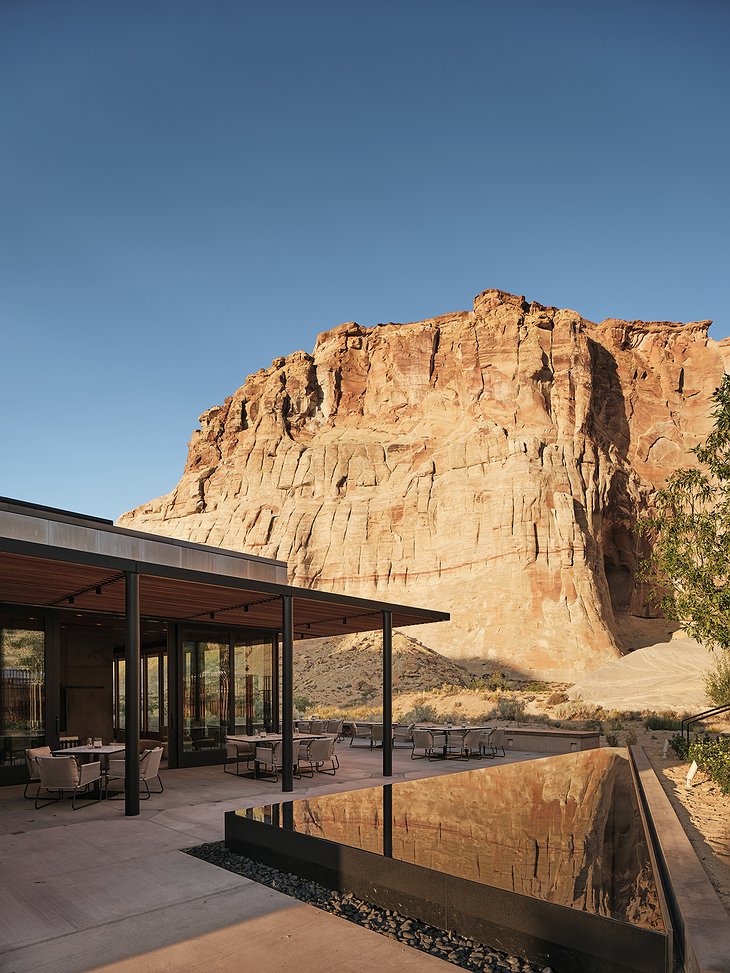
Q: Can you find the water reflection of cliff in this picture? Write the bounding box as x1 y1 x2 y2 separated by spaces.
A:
295 750 664 931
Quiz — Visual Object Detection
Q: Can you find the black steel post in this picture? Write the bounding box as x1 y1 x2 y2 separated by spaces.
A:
281 596 294 792
124 571 141 816
272 634 280 732
383 610 393 777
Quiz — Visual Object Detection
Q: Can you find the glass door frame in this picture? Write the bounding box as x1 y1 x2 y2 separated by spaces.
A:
0 604 59 786
175 622 278 768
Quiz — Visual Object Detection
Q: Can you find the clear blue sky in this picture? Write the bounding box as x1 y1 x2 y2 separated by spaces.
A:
2 0 728 520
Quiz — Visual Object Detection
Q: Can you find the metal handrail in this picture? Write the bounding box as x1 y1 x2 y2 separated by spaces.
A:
682 704 730 744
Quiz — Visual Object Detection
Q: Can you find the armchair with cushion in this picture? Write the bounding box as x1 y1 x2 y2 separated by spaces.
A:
411 728 447 760
106 747 164 799
452 728 483 760
224 738 254 776
299 736 339 777
392 724 415 748
348 723 372 747
254 741 300 782
325 719 343 738
481 727 505 758
35 755 101 809
24 745 52 800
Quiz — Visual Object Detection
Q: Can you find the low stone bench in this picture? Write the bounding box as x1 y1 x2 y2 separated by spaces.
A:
502 726 600 754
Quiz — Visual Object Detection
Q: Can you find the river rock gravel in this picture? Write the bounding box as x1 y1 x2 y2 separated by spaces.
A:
185 841 554 972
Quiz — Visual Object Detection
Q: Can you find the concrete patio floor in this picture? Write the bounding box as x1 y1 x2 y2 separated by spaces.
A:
0 745 541 973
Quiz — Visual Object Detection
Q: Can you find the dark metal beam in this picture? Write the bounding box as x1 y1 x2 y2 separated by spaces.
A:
125 571 140 816
383 610 393 778
281 596 294 792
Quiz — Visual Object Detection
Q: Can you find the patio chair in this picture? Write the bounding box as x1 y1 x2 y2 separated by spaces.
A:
392 724 415 748
254 741 300 782
349 723 372 747
309 719 326 733
326 719 343 738
370 724 385 749
452 728 483 760
106 747 164 799
411 728 447 760
481 727 505 758
140 737 168 759
35 755 102 809
299 736 339 777
224 739 254 776
295 720 311 732
24 745 52 800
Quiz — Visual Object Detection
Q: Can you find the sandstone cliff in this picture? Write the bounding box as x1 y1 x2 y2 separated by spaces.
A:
119 289 730 677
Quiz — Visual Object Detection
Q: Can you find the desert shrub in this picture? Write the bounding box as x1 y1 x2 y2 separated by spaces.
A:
400 703 438 724
670 733 690 760
705 650 730 706
496 695 526 722
546 691 569 706
625 727 638 746
514 680 551 693
555 698 605 722
293 695 312 714
605 732 620 747
688 737 730 794
582 719 603 732
644 714 684 731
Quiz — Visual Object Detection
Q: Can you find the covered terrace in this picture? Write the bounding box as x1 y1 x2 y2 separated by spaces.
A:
0 497 449 814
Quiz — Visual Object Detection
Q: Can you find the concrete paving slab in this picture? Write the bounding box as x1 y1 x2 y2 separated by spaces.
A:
1 880 449 973
0 747 540 972
1 848 247 954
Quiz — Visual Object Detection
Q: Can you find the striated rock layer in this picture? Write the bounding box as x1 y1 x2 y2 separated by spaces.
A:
119 289 730 677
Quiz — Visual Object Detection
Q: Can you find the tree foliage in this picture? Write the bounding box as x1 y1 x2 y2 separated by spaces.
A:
638 375 730 652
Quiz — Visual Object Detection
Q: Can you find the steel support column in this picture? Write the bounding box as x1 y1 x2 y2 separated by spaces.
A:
382 609 393 777
124 571 141 816
281 596 294 792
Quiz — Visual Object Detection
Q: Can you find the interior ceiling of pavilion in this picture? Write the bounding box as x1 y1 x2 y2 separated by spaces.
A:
118 288 730 679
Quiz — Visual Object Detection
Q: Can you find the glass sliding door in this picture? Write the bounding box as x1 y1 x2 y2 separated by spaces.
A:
1 612 45 778
234 639 274 735
182 633 229 755
177 626 275 765
113 646 168 739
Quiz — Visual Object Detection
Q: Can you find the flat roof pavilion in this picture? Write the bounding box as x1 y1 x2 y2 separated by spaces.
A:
0 498 449 814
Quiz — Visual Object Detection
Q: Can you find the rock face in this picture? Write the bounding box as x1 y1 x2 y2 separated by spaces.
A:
118 289 730 677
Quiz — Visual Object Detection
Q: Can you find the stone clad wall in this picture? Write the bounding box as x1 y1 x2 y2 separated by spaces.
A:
118 289 730 677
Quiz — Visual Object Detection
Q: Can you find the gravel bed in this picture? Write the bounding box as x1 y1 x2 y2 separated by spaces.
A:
186 841 554 972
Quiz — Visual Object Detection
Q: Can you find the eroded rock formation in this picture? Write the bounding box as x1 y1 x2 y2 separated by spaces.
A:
119 289 730 677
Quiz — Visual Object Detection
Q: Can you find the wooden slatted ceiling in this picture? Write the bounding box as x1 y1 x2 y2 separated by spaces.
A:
0 551 445 636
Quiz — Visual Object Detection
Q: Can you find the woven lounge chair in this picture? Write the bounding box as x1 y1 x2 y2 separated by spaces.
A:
411 728 447 760
35 755 102 809
24 745 52 800
106 747 164 799
299 736 339 776
224 738 254 776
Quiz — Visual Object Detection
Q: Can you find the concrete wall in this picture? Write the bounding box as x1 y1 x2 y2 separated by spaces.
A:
60 626 114 744
503 727 601 754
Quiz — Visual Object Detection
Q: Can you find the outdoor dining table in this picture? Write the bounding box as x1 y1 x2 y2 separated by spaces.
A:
227 732 326 779
51 743 125 760
50 744 125 797
415 725 492 758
